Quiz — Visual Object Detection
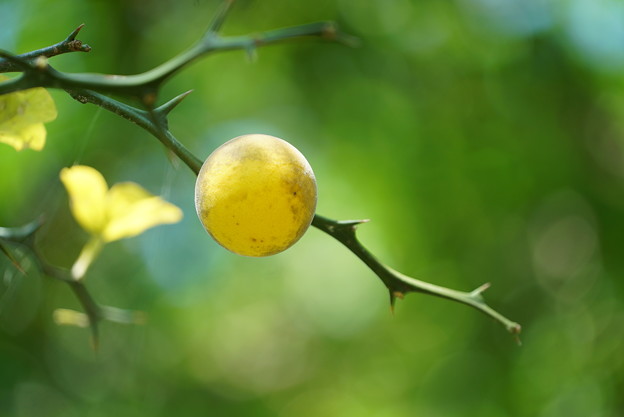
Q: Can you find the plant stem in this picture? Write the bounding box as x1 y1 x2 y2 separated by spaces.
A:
311 215 521 336
0 2 521 341
0 24 91 73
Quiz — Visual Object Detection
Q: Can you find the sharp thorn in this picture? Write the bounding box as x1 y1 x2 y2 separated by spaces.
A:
66 24 85 42
393 291 405 300
206 0 236 34
472 282 491 297
336 219 370 229
389 290 404 315
245 46 258 62
156 90 194 115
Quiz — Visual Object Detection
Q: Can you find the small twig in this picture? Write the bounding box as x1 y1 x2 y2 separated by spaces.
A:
0 24 91 73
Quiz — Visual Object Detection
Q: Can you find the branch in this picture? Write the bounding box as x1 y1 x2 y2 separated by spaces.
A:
0 2 521 342
311 215 522 338
0 24 91 73
64 87 521 339
0 20 355 105
0 220 142 348
64 87 203 174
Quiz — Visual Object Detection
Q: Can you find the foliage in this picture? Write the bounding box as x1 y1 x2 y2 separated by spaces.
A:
1 0 623 416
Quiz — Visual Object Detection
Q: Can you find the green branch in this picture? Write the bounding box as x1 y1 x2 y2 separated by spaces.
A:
0 0 521 342
0 221 142 348
0 24 91 73
60 87 521 337
0 18 354 104
311 215 522 337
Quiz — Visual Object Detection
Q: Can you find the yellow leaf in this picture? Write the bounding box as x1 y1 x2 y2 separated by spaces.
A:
103 182 183 241
60 166 108 235
60 165 183 242
0 75 57 151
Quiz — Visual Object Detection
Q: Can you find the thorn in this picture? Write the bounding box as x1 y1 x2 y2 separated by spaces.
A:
337 219 370 229
66 24 85 41
471 282 491 297
206 0 236 35
389 290 404 315
346 219 369 233
245 45 258 62
155 90 193 115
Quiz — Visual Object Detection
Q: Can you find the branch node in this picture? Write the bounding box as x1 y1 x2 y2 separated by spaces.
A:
68 90 90 104
68 39 91 53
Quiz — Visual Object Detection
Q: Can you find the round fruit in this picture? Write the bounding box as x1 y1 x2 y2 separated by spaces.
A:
195 134 317 257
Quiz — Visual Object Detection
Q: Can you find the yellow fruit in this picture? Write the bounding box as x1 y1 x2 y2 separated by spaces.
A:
195 134 317 257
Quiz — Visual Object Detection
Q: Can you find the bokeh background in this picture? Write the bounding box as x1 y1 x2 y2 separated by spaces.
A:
1 0 623 416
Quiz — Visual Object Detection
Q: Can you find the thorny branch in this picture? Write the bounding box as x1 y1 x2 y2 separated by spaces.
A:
0 24 91 73
0 0 521 345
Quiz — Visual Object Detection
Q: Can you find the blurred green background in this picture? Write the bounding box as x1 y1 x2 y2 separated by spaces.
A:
1 0 623 416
